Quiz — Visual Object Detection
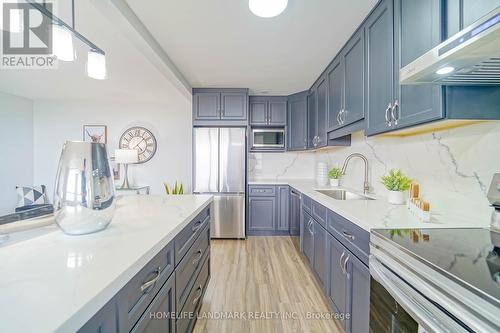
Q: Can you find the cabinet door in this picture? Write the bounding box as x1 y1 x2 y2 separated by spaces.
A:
343 29 365 126
130 274 176 333
221 92 247 120
248 197 276 231
277 186 290 231
316 76 328 148
249 100 268 125
328 233 348 330
268 99 287 126
313 221 328 290
307 90 317 149
393 0 444 130
302 211 314 265
327 58 344 132
365 0 395 136
345 254 370 333
287 92 308 150
194 92 220 120
79 299 117 333
289 190 301 235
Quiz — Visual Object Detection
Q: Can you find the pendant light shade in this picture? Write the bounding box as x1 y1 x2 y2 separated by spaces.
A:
87 50 106 80
249 0 288 18
53 25 75 61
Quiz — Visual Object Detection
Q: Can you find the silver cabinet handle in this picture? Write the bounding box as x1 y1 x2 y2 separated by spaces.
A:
192 249 203 265
140 267 161 292
385 103 393 126
342 230 355 241
192 285 203 305
337 110 342 125
341 109 347 124
308 219 314 234
391 99 399 125
339 251 346 274
192 221 202 232
343 255 350 279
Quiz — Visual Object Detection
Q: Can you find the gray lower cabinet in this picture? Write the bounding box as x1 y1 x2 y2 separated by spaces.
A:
313 221 328 290
81 206 211 333
287 91 308 151
327 233 349 330
193 88 248 123
248 196 276 232
249 96 287 126
302 210 314 265
277 186 290 231
289 188 301 236
346 253 370 333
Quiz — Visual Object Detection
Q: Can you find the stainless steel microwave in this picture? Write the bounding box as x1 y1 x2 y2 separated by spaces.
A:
250 128 285 150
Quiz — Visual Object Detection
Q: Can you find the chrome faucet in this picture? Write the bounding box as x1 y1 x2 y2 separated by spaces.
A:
341 153 370 194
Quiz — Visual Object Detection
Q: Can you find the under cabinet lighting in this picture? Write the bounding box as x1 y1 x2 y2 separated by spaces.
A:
436 66 455 75
87 50 106 80
249 0 288 18
53 25 75 61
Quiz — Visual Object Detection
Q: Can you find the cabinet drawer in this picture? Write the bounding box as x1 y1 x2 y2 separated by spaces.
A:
118 241 175 332
176 224 210 311
311 201 327 228
176 255 210 333
175 206 210 265
327 210 369 264
130 272 176 333
302 195 312 213
248 185 275 196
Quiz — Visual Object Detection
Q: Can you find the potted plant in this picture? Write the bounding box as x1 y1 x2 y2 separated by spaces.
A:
164 181 184 195
328 167 343 187
380 169 412 205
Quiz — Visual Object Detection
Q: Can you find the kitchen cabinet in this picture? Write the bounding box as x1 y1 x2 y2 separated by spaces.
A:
249 96 287 126
302 210 314 265
328 29 365 133
347 253 370 333
328 233 349 330
193 88 248 124
446 0 500 37
248 196 276 232
78 298 117 333
287 91 308 151
289 188 301 236
307 90 317 148
313 221 328 290
308 75 328 148
277 186 290 231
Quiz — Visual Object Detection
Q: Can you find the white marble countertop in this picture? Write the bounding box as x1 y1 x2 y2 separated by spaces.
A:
0 194 213 333
249 179 488 231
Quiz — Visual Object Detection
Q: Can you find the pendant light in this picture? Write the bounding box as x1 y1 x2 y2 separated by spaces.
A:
249 0 288 18
53 24 75 61
87 50 106 80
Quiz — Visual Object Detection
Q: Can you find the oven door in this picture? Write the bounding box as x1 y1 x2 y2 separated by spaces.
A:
251 128 285 150
370 255 469 333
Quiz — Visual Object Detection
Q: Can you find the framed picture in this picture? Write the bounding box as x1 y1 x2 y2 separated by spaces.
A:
83 125 107 144
110 157 120 181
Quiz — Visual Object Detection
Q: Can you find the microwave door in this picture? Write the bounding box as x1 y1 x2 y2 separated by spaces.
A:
193 127 219 193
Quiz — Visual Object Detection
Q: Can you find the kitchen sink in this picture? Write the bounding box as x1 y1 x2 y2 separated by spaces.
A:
316 189 375 201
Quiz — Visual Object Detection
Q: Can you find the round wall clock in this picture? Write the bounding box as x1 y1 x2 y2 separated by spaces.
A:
119 126 157 163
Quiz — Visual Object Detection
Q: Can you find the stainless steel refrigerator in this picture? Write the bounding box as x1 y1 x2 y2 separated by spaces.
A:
193 127 246 239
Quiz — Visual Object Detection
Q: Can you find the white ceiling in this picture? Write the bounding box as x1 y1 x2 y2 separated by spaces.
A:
126 0 377 95
0 0 184 102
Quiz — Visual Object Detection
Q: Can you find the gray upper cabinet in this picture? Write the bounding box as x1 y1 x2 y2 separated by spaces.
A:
193 88 248 123
249 96 287 126
365 0 395 136
392 0 444 130
221 92 247 120
248 196 276 232
316 76 328 148
446 0 500 37
328 29 365 133
287 91 308 151
307 90 317 149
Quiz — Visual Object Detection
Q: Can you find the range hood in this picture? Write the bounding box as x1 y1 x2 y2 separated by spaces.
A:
400 7 500 85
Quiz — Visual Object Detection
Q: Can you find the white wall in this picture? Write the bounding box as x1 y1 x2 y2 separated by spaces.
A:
0 92 34 215
33 97 192 199
249 122 500 223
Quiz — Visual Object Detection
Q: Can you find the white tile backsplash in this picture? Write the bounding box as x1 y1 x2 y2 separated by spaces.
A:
249 122 500 223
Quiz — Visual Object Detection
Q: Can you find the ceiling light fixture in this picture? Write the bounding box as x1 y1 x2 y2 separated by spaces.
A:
249 0 288 18
25 0 106 79
87 50 106 80
436 66 455 75
53 25 75 61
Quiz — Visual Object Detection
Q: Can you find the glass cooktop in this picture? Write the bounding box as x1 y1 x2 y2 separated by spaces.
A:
372 228 500 305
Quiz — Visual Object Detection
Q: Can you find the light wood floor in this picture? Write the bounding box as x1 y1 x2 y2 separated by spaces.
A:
193 236 342 333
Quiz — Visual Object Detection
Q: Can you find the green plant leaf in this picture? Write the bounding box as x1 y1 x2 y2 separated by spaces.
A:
179 183 184 195
328 167 343 179
164 183 170 194
380 169 413 191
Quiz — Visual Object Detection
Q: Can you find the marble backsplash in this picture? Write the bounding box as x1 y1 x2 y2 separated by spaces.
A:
248 122 500 223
